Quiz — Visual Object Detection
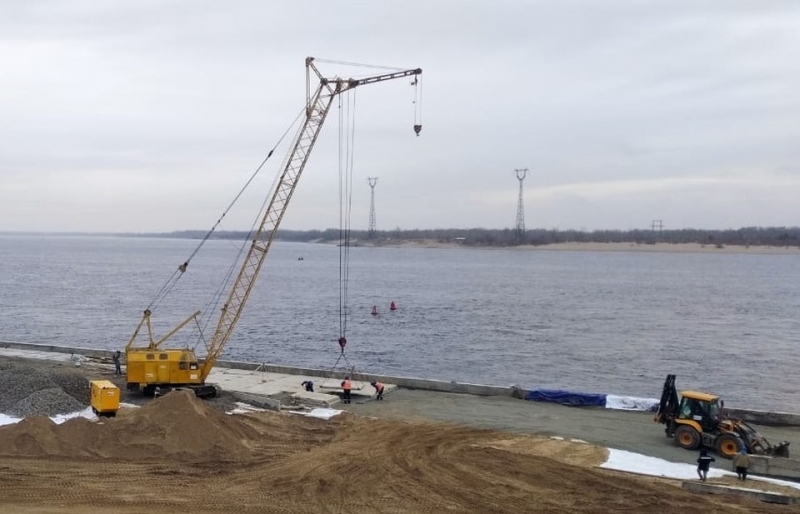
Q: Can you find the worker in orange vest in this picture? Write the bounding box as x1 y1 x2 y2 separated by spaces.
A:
370 381 385 401
341 376 352 404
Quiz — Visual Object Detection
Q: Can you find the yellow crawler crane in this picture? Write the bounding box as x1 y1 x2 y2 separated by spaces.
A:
125 58 422 398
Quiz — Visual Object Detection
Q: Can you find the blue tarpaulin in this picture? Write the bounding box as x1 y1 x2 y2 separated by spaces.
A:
525 389 607 407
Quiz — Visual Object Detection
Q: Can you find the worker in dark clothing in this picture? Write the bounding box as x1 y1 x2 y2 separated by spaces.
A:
301 380 315 392
112 350 122 376
733 448 751 480
341 376 352 404
370 381 385 400
697 449 715 481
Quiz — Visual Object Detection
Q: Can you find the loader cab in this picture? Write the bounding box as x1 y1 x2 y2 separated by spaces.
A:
677 391 720 432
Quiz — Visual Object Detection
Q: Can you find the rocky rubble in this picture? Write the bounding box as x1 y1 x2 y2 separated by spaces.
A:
0 363 90 417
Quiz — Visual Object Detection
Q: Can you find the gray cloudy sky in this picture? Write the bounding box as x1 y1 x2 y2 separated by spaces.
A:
2 1 799 233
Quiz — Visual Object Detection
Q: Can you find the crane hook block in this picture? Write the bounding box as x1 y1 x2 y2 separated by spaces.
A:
414 124 422 136
338 337 347 352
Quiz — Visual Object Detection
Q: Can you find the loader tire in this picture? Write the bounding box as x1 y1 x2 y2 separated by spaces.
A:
675 425 701 450
715 434 742 459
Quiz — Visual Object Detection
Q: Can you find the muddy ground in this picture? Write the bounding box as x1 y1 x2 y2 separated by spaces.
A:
1 356 799 513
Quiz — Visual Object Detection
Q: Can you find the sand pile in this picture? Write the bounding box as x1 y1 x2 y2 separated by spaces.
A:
0 389 262 462
0 364 89 417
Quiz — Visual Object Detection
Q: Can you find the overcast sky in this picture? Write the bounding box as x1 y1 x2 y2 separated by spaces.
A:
2 1 799 233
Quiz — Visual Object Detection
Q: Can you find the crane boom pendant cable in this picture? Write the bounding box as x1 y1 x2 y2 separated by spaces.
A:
144 109 305 313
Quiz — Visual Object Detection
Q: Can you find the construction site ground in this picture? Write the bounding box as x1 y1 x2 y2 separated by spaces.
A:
1 355 799 513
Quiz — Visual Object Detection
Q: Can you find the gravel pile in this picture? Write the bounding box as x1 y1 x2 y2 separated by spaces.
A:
0 364 90 417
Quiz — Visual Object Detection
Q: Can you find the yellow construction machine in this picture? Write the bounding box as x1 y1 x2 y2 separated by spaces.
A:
125 57 422 398
655 374 790 459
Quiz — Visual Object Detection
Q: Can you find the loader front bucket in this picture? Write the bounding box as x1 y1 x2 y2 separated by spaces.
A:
768 441 791 458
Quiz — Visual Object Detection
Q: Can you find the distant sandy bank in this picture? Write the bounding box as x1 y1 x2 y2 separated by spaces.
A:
349 240 800 255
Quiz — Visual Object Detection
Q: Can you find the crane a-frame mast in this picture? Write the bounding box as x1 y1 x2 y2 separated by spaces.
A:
197 58 422 380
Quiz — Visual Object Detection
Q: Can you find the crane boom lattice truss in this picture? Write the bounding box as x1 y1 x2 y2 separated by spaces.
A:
201 59 422 380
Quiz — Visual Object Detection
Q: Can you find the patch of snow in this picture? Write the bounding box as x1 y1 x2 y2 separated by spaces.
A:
290 408 343 420
50 406 97 424
0 413 22 427
1 407 97 426
227 402 268 415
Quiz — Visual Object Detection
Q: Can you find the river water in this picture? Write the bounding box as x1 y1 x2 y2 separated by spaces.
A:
1 235 798 411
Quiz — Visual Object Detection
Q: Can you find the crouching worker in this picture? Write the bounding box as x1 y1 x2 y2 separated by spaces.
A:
370 381 385 401
341 376 352 404
301 380 314 392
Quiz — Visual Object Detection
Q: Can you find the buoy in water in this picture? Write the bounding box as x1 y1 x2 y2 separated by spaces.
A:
371 305 379 316
390 301 397 311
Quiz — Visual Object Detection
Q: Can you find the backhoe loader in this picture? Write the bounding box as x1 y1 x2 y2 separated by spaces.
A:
654 374 790 459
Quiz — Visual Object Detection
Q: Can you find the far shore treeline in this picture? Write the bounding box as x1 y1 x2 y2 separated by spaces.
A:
97 226 800 248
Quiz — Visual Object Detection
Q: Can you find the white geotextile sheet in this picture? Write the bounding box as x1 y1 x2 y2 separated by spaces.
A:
605 394 659 411
601 448 800 490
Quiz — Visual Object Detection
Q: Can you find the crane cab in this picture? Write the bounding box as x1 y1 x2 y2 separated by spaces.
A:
125 348 203 394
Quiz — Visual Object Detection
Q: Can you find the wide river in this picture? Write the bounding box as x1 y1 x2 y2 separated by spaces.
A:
1 235 798 411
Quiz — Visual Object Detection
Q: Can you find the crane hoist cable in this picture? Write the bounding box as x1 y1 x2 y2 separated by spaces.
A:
329 87 358 376
339 88 357 342
145 109 305 314
413 74 422 136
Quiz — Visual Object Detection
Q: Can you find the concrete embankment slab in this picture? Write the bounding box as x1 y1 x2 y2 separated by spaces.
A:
682 481 799 505
207 367 394 406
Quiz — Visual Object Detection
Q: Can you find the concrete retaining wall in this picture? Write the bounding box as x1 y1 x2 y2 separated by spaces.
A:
681 481 798 505
3 340 798 425
748 455 800 480
725 407 800 428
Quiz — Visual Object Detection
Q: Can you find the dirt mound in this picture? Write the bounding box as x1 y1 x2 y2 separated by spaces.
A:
0 389 263 462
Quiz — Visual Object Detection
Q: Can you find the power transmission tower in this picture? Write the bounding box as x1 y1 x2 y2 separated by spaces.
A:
515 168 528 242
368 177 378 238
651 219 663 243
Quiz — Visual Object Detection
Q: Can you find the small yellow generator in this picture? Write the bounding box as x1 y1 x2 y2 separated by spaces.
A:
90 380 120 417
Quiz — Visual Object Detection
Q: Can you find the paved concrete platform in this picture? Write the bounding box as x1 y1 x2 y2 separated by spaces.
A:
0 346 395 409
207 367 396 406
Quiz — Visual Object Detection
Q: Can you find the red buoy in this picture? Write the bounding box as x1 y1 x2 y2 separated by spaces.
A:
371 305 379 316
390 301 397 311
